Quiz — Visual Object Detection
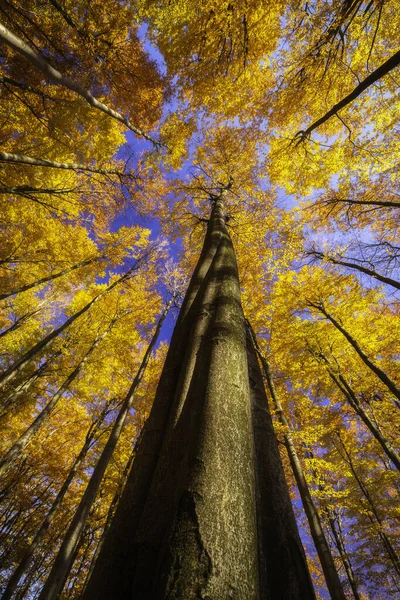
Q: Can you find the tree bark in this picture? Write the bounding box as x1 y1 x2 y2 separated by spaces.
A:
247 322 344 600
327 508 361 600
336 435 400 579
83 188 315 600
80 446 137 598
329 369 400 471
0 22 160 146
38 300 172 600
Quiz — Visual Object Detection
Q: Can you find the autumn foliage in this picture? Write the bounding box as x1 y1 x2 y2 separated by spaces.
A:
0 0 399 598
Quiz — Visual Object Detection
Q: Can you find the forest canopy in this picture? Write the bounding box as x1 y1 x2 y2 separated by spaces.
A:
0 0 399 598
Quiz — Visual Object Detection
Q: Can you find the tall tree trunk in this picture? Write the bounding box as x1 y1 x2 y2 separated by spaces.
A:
0 151 128 177
80 446 136 598
330 369 400 471
38 300 172 600
0 260 141 392
0 414 106 600
0 355 54 419
0 23 159 146
0 309 40 339
327 508 361 600
306 248 400 290
309 345 400 470
0 256 99 301
82 187 315 600
0 321 114 478
247 322 345 600
336 435 400 579
308 301 400 403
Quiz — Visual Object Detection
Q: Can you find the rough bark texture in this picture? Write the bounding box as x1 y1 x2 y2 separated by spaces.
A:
83 191 315 600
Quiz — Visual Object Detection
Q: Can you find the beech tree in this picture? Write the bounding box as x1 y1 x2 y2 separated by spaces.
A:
82 184 315 600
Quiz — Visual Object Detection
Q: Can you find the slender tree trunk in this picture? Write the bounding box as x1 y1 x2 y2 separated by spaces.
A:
0 22 159 146
329 369 400 471
0 415 105 600
295 49 400 141
0 256 99 301
0 322 113 478
307 249 400 290
0 310 39 339
80 446 136 598
336 436 400 579
83 188 315 600
309 302 400 403
38 300 172 600
0 151 128 176
247 322 345 600
0 260 140 392
327 508 361 600
0 360 49 418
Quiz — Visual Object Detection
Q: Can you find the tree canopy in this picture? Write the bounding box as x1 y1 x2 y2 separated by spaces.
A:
1 0 399 598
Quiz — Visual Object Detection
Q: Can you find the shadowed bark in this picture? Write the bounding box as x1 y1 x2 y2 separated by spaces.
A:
247 322 345 600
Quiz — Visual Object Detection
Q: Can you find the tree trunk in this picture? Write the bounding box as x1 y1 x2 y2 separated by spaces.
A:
0 22 159 146
247 322 344 600
0 260 140 392
82 188 315 600
0 322 113 478
0 255 99 301
0 414 105 600
329 369 400 471
38 300 172 600
80 446 136 598
327 508 361 600
309 302 400 403
336 435 400 579
0 352 61 420
0 310 40 339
